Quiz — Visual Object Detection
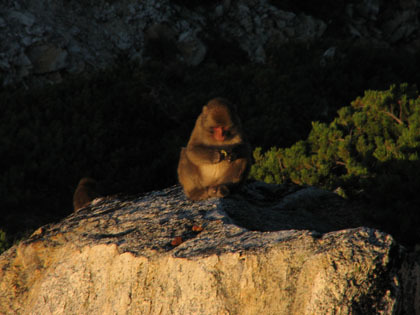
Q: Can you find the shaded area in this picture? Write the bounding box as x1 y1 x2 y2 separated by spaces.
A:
222 181 368 233
2 42 420 251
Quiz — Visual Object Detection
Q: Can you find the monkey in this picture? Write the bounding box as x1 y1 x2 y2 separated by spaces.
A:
73 177 101 212
177 98 251 200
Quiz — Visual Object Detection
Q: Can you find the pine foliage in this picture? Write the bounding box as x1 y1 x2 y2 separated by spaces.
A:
251 84 420 244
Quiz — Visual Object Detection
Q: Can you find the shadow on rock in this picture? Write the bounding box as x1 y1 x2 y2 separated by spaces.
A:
222 181 369 233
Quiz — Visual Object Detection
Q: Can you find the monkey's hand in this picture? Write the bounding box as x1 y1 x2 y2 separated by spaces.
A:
212 150 225 163
219 149 236 162
210 149 229 163
219 149 228 161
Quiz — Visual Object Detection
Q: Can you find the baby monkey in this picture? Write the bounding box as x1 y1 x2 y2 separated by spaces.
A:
73 177 101 211
178 98 251 200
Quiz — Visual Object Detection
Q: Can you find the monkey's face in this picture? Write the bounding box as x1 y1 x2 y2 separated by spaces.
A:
201 98 241 143
211 126 231 142
203 110 237 143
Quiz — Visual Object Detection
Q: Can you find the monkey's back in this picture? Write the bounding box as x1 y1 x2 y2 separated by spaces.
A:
73 178 100 211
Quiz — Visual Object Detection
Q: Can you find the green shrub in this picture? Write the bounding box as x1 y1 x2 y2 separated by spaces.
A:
251 84 420 244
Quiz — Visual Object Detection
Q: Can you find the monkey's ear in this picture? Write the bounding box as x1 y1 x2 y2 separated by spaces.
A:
202 105 208 114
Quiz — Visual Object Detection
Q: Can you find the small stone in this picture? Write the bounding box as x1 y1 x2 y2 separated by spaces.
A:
9 10 36 27
27 44 68 74
323 46 336 59
21 36 33 46
254 45 266 63
170 236 183 246
15 52 32 67
0 59 10 70
177 35 207 66
214 5 224 17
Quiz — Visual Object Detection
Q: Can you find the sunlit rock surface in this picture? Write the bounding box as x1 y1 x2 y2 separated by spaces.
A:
0 183 418 314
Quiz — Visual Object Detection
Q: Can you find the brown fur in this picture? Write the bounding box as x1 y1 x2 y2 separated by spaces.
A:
177 98 251 200
73 177 100 211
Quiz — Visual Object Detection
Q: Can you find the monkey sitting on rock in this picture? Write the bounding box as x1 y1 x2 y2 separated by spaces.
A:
177 98 251 200
73 177 101 211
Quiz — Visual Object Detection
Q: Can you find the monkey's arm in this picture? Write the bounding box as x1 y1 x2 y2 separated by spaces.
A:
186 144 222 165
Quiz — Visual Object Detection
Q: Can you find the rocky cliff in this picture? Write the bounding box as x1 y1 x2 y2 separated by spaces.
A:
0 182 418 314
2 0 420 86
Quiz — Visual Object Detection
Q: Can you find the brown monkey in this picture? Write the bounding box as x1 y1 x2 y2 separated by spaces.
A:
177 98 251 200
73 177 101 211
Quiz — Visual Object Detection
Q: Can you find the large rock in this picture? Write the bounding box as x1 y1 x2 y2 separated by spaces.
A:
0 183 418 314
346 0 420 51
0 0 326 86
2 0 420 86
